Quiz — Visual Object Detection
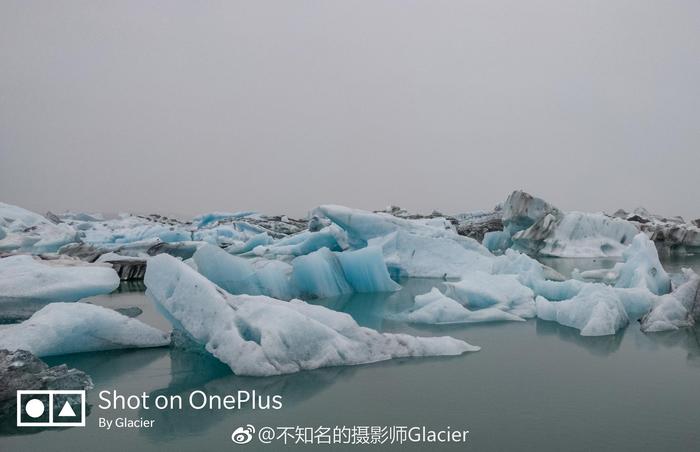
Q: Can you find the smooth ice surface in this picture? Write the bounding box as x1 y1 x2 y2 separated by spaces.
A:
144 254 478 376
397 288 525 324
291 246 400 299
370 230 492 279
0 255 120 302
0 302 169 356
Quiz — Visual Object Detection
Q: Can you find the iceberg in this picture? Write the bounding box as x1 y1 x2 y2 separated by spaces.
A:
0 303 170 357
641 269 700 332
0 202 78 253
444 271 536 318
249 225 347 258
369 230 493 279
535 285 654 336
291 246 400 299
195 243 398 301
616 207 700 251
311 204 459 247
0 255 120 302
397 288 525 324
144 254 478 377
486 191 640 257
193 244 297 300
614 233 671 295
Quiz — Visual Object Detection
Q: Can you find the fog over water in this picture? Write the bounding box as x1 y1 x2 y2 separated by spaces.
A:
1 1 699 219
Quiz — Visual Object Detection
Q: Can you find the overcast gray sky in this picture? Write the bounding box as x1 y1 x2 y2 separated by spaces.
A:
1 1 698 220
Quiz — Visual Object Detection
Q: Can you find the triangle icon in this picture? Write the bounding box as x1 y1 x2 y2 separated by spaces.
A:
58 401 76 417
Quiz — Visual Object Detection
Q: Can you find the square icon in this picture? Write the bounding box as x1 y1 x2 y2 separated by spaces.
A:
16 390 86 427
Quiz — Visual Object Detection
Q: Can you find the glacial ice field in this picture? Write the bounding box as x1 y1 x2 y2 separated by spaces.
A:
1 191 700 450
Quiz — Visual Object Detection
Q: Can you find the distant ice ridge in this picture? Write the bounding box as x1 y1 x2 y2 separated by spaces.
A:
0 303 170 356
145 254 478 377
0 255 120 302
484 191 639 258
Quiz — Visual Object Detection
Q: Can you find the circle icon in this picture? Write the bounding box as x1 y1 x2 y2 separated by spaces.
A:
25 399 45 418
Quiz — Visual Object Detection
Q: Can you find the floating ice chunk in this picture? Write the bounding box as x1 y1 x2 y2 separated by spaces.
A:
0 303 169 357
528 212 639 258
398 288 524 324
252 225 347 258
501 190 561 235
641 269 700 332
0 255 119 302
193 244 296 300
192 225 247 246
488 191 640 257
250 259 298 301
193 211 257 228
291 248 354 299
483 230 511 252
291 246 400 299
311 205 459 247
226 232 274 255
535 285 654 336
0 202 78 253
334 246 401 293
444 271 536 318
370 230 493 279
615 233 671 295
144 254 478 377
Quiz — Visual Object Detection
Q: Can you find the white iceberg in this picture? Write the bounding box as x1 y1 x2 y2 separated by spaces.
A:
641 269 700 332
0 303 170 356
486 191 639 258
369 230 493 279
249 225 347 258
398 288 525 324
311 204 460 247
144 254 478 377
0 202 77 253
444 271 536 318
535 285 655 336
0 255 120 302
614 232 671 295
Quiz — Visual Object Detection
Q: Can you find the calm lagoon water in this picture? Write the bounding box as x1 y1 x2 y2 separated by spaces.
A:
1 255 699 451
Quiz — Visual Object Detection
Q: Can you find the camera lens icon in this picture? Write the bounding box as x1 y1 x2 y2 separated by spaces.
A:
25 399 45 418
